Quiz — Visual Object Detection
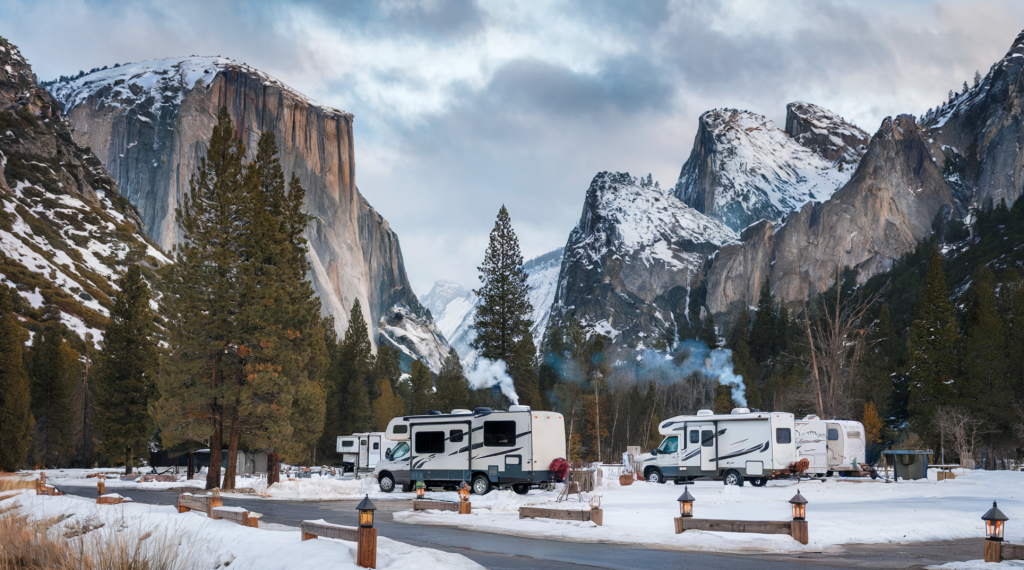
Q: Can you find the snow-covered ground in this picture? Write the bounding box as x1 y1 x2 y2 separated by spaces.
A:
395 469 1024 555
0 489 482 570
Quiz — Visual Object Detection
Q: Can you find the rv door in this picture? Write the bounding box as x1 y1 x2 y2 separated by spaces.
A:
826 422 844 468
696 423 717 472
359 436 369 469
368 434 382 467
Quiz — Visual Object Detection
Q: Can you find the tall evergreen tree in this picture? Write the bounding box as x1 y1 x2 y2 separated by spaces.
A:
961 266 1009 429
370 344 402 397
750 277 778 367
94 265 157 475
507 335 542 408
1003 271 1024 399
335 300 372 434
907 254 960 431
408 360 434 415
472 205 533 362
0 286 31 471
155 106 246 490
433 348 469 413
727 310 761 410
856 304 898 419
29 318 80 467
371 378 405 431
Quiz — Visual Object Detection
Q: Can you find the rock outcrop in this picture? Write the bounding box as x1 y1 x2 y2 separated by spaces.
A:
673 107 864 232
551 172 736 352
48 57 449 367
0 37 166 343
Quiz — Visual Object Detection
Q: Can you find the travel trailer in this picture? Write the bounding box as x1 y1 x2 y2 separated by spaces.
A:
642 408 797 486
374 406 566 495
795 416 867 476
336 432 398 473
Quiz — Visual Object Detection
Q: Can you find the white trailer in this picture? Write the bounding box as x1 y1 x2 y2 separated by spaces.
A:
374 406 566 495
336 432 398 472
795 416 866 476
642 408 797 487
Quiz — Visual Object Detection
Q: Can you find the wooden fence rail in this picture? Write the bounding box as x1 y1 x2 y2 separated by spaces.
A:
176 493 222 516
674 517 808 545
519 507 603 526
211 506 261 528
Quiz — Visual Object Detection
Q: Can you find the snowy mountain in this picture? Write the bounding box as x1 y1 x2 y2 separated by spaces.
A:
550 172 737 352
47 56 450 370
0 37 167 346
421 247 565 360
673 105 868 232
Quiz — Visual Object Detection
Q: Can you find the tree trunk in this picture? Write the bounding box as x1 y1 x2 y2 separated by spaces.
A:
594 382 601 463
224 404 240 490
125 447 132 476
206 405 222 490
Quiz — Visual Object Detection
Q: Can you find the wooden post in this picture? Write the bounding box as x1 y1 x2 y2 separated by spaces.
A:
357 527 377 569
674 517 683 534
984 539 1002 563
459 501 472 515
97 475 105 496
791 520 809 545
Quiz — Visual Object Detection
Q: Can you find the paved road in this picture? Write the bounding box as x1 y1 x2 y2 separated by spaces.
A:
64 487 975 569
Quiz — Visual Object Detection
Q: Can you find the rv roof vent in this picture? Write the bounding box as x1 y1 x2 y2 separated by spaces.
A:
730 408 751 415
803 414 820 420
451 409 473 415
425 410 442 415
696 409 714 416
473 407 493 414
509 405 531 412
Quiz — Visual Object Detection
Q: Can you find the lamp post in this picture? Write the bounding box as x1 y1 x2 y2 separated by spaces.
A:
458 481 472 514
677 487 695 518
415 480 426 500
356 494 377 568
982 501 1009 563
789 489 809 545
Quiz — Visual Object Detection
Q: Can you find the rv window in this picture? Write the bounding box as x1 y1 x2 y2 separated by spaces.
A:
827 428 839 441
701 430 714 447
483 421 516 447
776 428 792 444
415 431 446 453
658 437 678 454
450 430 464 443
393 424 408 434
689 431 699 445
391 442 409 459
341 440 355 448
373 442 379 450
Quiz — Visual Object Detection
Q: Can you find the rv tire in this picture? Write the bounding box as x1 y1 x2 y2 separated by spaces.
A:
723 470 744 486
379 473 396 493
748 477 768 487
512 483 530 495
471 474 491 495
825 470 834 477
644 467 665 484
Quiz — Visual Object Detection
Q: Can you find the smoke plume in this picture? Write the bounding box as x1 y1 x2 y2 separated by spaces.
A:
672 339 747 406
465 357 520 406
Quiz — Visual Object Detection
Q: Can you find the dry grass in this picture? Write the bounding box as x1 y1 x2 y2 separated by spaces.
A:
0 477 37 494
0 503 208 570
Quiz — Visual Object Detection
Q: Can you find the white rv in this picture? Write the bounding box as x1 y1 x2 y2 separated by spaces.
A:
336 433 398 472
642 408 797 486
795 416 866 476
374 406 566 495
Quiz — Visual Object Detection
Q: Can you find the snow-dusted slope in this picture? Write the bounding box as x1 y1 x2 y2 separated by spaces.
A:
421 248 564 360
674 107 867 232
550 172 736 352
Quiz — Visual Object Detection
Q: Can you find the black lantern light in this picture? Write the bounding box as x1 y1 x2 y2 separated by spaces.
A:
415 480 426 499
677 486 695 518
357 494 377 528
789 489 808 521
982 501 1008 541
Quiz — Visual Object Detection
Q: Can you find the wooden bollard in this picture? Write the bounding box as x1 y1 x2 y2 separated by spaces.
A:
97 475 105 496
459 501 472 515
357 527 377 569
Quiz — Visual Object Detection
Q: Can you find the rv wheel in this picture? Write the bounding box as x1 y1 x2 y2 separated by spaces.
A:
471 474 491 495
723 470 744 486
512 483 530 495
379 473 396 493
749 477 768 487
645 468 664 484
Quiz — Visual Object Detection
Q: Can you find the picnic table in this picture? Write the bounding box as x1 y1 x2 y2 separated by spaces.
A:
929 464 961 481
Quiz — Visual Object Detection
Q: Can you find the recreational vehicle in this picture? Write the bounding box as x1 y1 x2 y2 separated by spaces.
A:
374 406 566 495
795 416 866 476
642 408 797 486
336 433 398 473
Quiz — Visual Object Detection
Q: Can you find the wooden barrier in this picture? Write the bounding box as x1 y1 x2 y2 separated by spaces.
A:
96 494 129 505
176 493 223 516
301 519 376 568
519 507 603 526
674 517 808 545
986 539 1024 562
413 500 459 512
211 506 262 528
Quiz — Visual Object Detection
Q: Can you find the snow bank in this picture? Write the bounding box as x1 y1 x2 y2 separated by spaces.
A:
257 476 378 500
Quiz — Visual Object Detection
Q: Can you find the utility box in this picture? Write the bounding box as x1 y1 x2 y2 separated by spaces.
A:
882 450 932 481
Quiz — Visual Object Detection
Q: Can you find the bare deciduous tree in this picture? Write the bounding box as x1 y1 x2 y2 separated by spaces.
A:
932 405 988 468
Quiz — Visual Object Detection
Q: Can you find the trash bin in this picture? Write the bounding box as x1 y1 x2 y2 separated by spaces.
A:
882 450 932 481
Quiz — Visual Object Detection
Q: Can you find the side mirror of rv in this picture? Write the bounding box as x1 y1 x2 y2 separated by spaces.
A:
385 449 392 460
651 449 658 455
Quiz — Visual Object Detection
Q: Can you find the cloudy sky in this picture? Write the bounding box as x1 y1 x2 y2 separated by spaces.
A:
5 0 1024 294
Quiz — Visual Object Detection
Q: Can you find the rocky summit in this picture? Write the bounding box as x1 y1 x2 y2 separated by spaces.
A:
47 56 449 369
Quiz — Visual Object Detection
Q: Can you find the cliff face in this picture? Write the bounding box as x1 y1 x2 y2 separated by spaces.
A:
673 107 864 232
0 38 166 343
49 58 449 366
551 172 736 352
705 114 955 316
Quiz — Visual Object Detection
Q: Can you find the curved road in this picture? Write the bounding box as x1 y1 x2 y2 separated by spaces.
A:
64 487 973 569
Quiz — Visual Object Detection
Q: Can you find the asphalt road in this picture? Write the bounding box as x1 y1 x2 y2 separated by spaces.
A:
63 487 976 569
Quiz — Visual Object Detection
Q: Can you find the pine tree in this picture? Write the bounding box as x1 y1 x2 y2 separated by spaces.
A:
699 311 718 349
370 344 401 397
154 106 245 490
371 378 405 431
29 319 80 467
1004 271 1024 398
907 254 960 431
750 277 777 367
0 286 31 471
856 304 898 419
337 300 373 434
433 348 468 413
961 266 1008 427
727 310 761 410
508 334 542 408
974 70 982 86
472 205 533 362
408 360 434 415
94 265 157 475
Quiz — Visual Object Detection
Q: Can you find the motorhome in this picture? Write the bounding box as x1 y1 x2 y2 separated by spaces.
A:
642 408 797 486
795 416 866 476
336 433 398 473
374 406 566 495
